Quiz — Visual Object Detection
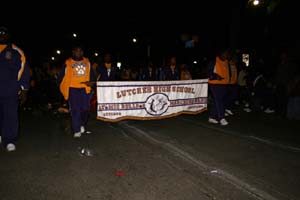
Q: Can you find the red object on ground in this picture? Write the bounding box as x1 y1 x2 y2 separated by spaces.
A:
114 170 125 177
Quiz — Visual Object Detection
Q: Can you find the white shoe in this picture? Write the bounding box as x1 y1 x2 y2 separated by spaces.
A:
80 126 85 134
208 118 218 124
220 118 229 126
243 108 252 112
225 109 234 115
7 143 16 152
225 112 229 117
264 108 275 114
74 132 82 138
81 126 92 134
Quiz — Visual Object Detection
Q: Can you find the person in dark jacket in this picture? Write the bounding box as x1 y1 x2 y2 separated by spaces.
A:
140 62 158 81
0 27 30 151
163 56 180 81
96 53 118 81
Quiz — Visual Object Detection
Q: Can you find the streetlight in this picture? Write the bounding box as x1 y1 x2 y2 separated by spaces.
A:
132 38 137 43
252 0 260 6
94 52 99 57
193 60 198 64
117 62 122 69
73 33 77 38
56 50 61 55
51 56 55 61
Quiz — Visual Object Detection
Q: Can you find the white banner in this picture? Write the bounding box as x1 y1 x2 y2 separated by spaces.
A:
96 79 208 122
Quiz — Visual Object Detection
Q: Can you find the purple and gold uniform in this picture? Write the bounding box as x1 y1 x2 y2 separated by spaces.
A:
208 54 230 122
0 33 30 148
59 56 94 135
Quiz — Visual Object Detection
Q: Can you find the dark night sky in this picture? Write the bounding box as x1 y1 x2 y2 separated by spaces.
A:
1 1 298 66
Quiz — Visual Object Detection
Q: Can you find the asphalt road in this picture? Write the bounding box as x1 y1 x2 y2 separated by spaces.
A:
0 109 299 200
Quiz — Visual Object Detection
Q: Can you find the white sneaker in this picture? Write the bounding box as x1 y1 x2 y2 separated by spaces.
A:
80 126 85 134
243 108 252 112
225 112 229 117
225 109 234 115
208 118 218 124
220 118 229 126
81 126 92 134
7 143 16 152
264 108 275 114
74 132 82 138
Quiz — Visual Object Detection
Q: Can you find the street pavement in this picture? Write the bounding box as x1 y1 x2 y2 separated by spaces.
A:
0 108 299 200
